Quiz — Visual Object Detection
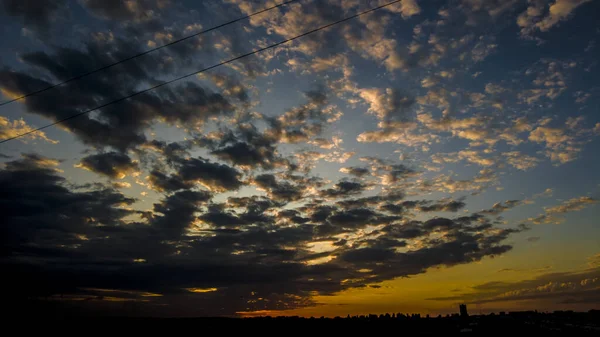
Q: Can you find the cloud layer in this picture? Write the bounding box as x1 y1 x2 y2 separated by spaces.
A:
1 0 599 316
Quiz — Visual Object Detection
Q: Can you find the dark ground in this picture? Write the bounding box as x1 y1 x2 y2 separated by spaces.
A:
8 310 599 336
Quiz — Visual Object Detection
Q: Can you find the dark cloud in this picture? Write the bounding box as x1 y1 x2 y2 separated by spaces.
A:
253 174 304 202
277 209 310 224
378 199 466 214
201 123 292 171
327 208 401 228
212 142 269 168
149 190 212 239
336 192 405 210
0 0 552 318
381 221 425 240
0 35 233 152
379 203 407 215
319 180 367 198
4 153 519 316
0 153 135 251
361 237 407 250
147 169 193 192
418 199 467 212
340 166 370 177
341 247 395 263
328 208 375 227
379 164 418 183
210 128 287 169
307 204 338 223
199 206 245 227
263 89 337 144
144 140 192 161
423 217 458 231
177 157 243 192
329 216 522 286
382 89 416 123
80 0 162 21
77 151 138 179
1 0 65 31
227 196 282 213
1 154 523 316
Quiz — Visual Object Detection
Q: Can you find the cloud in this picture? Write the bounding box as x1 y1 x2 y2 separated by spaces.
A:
0 35 234 151
308 54 352 74
80 0 167 22
1 0 65 32
0 153 135 249
418 199 467 213
357 121 438 149
264 89 341 144
588 253 600 268
528 116 597 164
498 265 552 273
503 151 540 171
533 188 554 199
212 141 278 170
457 150 496 167
518 0 592 35
176 157 243 192
3 0 597 317
498 117 532 145
208 73 249 104
147 169 193 192
359 88 415 123
480 200 522 215
529 196 597 224
1 151 526 316
397 0 421 17
253 174 304 202
416 169 498 195
150 189 212 239
308 136 343 150
76 152 139 179
545 196 597 214
319 180 368 199
417 113 495 146
340 166 370 177
0 116 58 144
427 267 600 307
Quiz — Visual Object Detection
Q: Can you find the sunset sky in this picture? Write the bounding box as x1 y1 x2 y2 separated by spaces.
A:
0 0 599 317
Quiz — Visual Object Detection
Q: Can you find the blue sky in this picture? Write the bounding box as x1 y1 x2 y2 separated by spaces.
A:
0 0 599 317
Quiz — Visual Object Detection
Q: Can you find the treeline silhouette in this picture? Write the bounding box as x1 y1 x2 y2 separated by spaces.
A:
8 307 599 336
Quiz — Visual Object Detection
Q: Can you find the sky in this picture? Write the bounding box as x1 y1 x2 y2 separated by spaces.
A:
0 0 599 318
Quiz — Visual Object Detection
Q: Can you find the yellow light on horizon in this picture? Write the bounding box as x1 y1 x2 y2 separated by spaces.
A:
186 287 218 293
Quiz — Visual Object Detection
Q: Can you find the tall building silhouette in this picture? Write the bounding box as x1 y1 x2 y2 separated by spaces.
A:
459 304 469 317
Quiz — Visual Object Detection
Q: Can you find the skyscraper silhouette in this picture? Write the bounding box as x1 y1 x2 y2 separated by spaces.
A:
459 304 469 317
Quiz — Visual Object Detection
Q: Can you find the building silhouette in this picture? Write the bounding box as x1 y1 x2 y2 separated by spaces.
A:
459 304 469 317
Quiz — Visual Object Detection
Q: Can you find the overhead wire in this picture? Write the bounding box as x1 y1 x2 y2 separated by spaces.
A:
0 0 403 144
0 0 299 108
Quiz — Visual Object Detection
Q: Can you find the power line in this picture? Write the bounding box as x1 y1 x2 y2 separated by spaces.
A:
1 0 402 145
0 0 299 108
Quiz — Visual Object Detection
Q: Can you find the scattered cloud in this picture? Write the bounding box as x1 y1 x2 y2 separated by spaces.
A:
427 267 600 306
0 117 58 144
1 0 599 317
76 152 139 179
518 0 593 36
529 196 598 224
